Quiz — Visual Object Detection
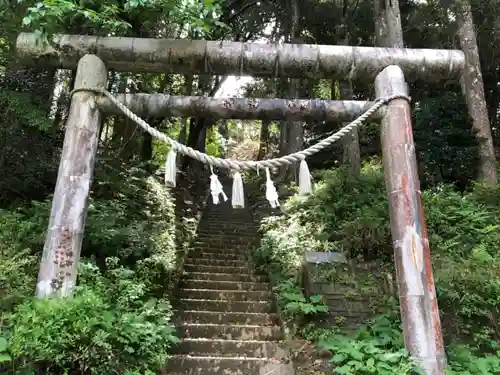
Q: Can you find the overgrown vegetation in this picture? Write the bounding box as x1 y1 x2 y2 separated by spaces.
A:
1 0 500 373
253 160 500 375
0 164 203 374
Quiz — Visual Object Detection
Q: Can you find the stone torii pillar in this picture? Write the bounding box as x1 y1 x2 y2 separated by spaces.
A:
36 54 107 298
375 65 446 375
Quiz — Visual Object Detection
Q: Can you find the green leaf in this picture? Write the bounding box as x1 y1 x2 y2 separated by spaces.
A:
0 337 8 352
335 365 353 374
331 353 346 363
0 354 11 362
309 295 322 303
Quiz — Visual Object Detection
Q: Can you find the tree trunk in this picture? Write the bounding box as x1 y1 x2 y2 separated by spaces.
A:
140 134 153 161
338 21 361 177
454 0 497 185
258 119 271 160
374 0 404 47
339 79 361 176
279 0 304 180
218 119 229 157
178 75 194 146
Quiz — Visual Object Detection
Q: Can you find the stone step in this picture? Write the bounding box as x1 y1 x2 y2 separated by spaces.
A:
177 323 283 340
181 279 270 291
178 298 273 313
190 246 251 255
177 310 279 326
196 233 256 239
173 338 288 358
183 258 247 267
183 264 252 274
189 245 249 253
197 225 254 231
194 238 258 246
185 272 267 283
166 355 293 375
197 224 254 230
187 251 247 261
197 221 254 227
195 236 256 244
192 244 255 252
178 288 272 301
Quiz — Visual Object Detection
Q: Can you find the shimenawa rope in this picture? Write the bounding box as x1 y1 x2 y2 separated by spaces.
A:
70 87 410 207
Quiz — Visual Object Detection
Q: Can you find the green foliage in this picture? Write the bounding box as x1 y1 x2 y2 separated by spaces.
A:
86 165 178 274
317 313 500 375
0 91 52 131
446 344 500 375
0 91 61 205
257 213 329 281
413 91 479 188
8 258 179 375
256 159 499 372
19 0 228 41
319 314 419 375
274 279 328 318
0 163 199 374
0 336 11 363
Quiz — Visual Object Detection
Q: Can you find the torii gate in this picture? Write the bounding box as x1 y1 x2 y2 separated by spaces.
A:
16 32 464 375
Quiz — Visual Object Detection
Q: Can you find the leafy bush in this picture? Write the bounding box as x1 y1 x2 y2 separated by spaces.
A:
275 279 328 317
0 91 61 206
8 258 179 375
446 344 500 375
319 314 419 375
256 159 499 373
0 163 201 374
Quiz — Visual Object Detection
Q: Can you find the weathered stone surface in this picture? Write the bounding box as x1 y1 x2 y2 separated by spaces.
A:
177 289 272 301
183 264 251 274
17 33 465 82
167 355 293 375
304 251 347 265
177 323 283 341
178 297 274 313
185 271 267 283
167 191 293 375
183 258 248 267
173 338 288 358
180 279 270 291
97 94 383 122
301 252 386 330
177 310 279 326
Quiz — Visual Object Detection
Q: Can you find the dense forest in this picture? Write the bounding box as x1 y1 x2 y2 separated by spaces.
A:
0 0 499 374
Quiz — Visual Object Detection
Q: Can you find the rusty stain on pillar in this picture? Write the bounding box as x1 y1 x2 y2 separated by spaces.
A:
374 65 447 375
36 54 108 298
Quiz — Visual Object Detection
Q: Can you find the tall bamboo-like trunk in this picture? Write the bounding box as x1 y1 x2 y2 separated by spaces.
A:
454 0 497 185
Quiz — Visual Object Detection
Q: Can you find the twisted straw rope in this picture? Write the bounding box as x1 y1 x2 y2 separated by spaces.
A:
72 87 410 171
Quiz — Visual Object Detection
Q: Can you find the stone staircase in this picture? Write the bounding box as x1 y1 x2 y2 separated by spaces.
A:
167 192 293 375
